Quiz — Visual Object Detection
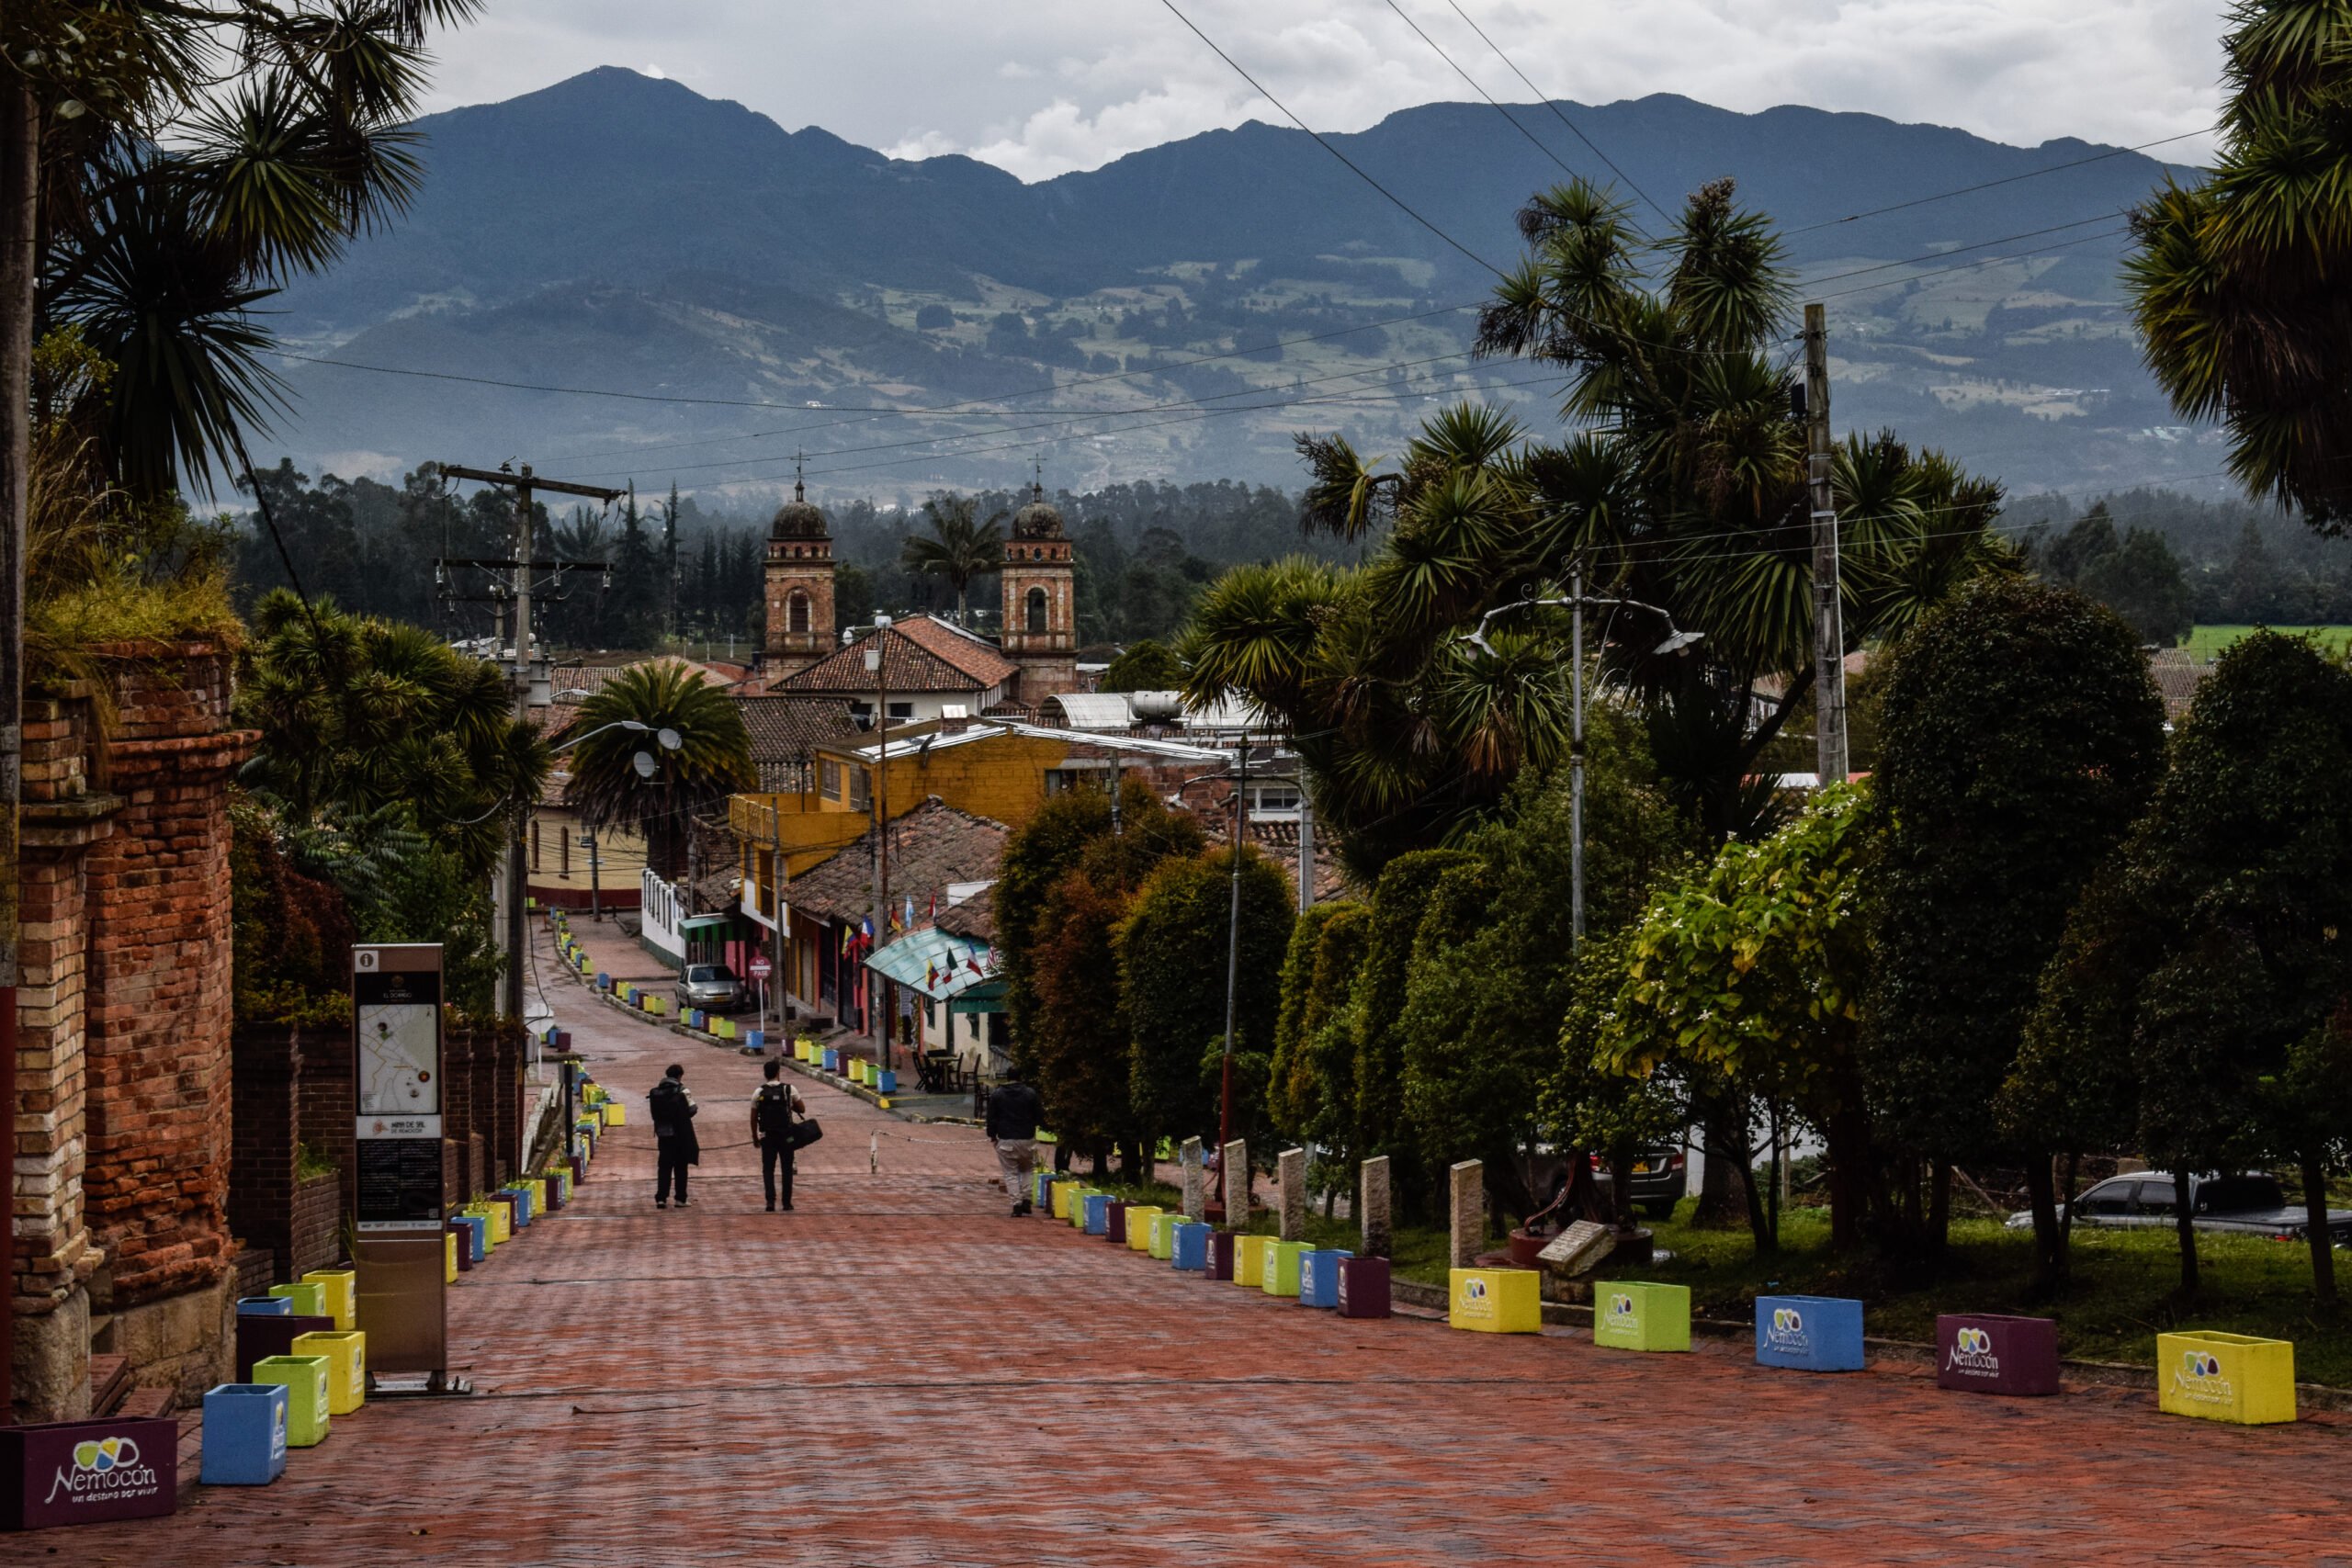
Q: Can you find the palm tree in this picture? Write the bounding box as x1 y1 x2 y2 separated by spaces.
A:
563 661 756 883
902 492 1006 625
1185 177 2010 871
2125 0 2352 532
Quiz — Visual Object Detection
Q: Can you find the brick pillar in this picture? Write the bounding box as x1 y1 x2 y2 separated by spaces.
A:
491 1025 523 1184
470 1026 500 1186
296 1029 356 1231
227 1024 300 1281
440 1025 472 1202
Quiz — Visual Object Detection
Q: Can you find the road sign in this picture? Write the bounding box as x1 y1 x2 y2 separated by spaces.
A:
747 953 773 980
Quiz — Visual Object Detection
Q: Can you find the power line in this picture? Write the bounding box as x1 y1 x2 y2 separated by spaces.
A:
1787 126 2214 235
1436 0 1674 226
1803 211 2129 290
1813 223 2132 301
1155 0 1504 278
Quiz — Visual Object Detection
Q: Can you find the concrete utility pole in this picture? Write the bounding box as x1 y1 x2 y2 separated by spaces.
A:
1570 562 1586 953
439 463 623 1023
1804 303 1849 787
0 73 35 1427
863 620 893 1061
1216 736 1249 1157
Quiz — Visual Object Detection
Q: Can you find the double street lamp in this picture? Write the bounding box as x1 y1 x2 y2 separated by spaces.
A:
1460 571 1702 954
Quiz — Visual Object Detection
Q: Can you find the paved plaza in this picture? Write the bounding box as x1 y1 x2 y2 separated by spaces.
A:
33 923 2352 1564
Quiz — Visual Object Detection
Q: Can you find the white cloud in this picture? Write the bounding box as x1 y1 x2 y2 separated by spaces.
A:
416 0 2231 179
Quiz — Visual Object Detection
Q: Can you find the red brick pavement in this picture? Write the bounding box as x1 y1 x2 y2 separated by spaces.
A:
27 921 2352 1562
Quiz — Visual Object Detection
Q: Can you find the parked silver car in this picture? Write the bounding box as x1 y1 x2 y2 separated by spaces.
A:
674 963 746 1014
2004 1172 2352 1243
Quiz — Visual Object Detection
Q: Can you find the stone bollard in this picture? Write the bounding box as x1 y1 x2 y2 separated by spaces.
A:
1182 1136 1206 1221
1360 1155 1392 1259
1222 1138 1249 1228
1278 1147 1307 1242
1450 1159 1485 1269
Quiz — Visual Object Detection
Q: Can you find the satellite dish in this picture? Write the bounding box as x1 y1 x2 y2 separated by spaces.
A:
657 727 683 752
632 751 656 779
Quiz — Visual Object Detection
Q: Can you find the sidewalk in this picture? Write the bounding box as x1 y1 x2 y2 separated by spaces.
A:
31 918 2352 1563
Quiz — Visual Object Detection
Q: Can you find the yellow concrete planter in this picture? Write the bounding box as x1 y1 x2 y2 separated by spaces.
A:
444 1230 458 1284
291 1329 367 1416
1050 1181 1076 1221
301 1269 356 1331
2159 1330 2296 1426
604 1102 626 1127
1125 1205 1162 1252
1234 1235 1271 1288
1448 1268 1542 1334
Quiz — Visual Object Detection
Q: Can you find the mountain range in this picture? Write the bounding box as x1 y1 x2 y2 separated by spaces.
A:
266 66 2219 508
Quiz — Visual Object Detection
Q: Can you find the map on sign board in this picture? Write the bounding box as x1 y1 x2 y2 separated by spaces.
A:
358 1000 438 1116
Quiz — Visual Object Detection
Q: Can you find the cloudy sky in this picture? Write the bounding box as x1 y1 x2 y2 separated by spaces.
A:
420 1 2230 179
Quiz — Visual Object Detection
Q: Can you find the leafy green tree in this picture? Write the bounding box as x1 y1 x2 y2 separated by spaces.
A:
1118 845 1293 1152
1863 578 2166 1273
1026 866 1138 1176
1605 786 1876 1250
2126 0 2352 531
2019 632 2352 1298
1551 930 1702 1232
2077 527 2194 646
1344 848 1477 1210
1268 900 1368 1198
563 661 755 882
902 491 1006 626
1100 638 1185 693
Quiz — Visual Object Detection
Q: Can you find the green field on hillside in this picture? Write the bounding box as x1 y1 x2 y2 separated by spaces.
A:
2184 625 2352 660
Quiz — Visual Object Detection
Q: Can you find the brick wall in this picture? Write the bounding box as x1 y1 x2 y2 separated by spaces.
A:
288 1174 342 1279
226 1023 300 1280
296 1029 356 1227
441 1027 475 1201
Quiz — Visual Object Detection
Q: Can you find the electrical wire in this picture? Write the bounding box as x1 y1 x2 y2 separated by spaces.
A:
1812 224 2133 301
1787 126 2214 235
1804 211 2131 290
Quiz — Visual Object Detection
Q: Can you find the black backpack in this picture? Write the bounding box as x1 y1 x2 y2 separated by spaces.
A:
753 1083 797 1140
649 1078 686 1134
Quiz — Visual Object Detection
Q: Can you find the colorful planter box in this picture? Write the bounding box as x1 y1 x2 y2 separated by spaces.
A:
1174 1222 1213 1271
1 1416 179 1529
603 1102 625 1127
1299 1247 1352 1308
199 1382 288 1486
1936 1313 2060 1397
878 1070 898 1094
1148 1211 1186 1259
1449 1268 1541 1333
251 1355 333 1448
1033 1171 1058 1208
232 1314 334 1383
1104 1201 1130 1244
1082 1193 1112 1235
1263 1240 1308 1297
1125 1206 1162 1252
291 1330 367 1416
1337 1256 1391 1318
443 1230 458 1283
2158 1330 2296 1426
1209 1231 1237 1280
1593 1280 1690 1352
268 1281 326 1318
236 1295 290 1317
1755 1294 1865 1372
1050 1181 1077 1221
1234 1235 1270 1288
301 1269 357 1332
822 1049 841 1073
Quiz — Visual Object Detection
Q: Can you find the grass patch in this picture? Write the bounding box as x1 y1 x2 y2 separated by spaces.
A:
2182 624 2352 660
1638 1202 2352 1384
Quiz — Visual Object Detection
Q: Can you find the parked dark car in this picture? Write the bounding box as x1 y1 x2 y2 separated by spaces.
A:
2004 1172 2352 1242
674 963 746 1015
1591 1147 1688 1220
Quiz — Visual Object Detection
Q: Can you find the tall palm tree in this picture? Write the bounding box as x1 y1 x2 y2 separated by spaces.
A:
902 492 1006 625
2125 0 2352 533
563 661 756 883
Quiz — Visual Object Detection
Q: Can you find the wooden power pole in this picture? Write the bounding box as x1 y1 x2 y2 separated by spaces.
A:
439 463 621 1023
1804 303 1849 787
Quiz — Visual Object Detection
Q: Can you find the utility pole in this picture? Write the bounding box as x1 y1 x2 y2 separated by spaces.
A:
1804 303 1849 786
1570 562 1586 954
864 620 893 1066
1216 735 1249 1158
0 73 35 1428
1296 776 1315 914
439 463 623 1024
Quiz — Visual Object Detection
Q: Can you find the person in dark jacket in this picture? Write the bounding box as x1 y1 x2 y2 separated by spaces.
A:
985 1077 1045 1217
649 1063 699 1209
749 1058 807 1213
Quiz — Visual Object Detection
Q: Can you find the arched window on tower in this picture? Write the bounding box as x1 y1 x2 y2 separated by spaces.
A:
1025 586 1047 635
788 592 811 635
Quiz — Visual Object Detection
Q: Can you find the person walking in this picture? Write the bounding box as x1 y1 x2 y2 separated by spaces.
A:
649 1063 699 1209
985 1075 1044 1217
750 1058 807 1213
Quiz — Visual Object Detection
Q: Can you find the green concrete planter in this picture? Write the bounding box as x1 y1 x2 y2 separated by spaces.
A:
251 1356 332 1448
268 1281 326 1319
1593 1280 1690 1352
1262 1240 1307 1297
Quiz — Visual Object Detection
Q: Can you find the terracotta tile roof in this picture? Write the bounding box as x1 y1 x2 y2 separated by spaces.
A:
2147 649 2208 722
734 695 861 791
784 797 1009 927
1204 816 1352 904
774 615 1019 696
549 657 734 705
936 883 996 942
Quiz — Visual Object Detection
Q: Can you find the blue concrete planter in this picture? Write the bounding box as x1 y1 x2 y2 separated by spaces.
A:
1173 1222 1212 1270
235 1296 289 1317
199 1383 288 1486
1754 1294 1866 1372
1082 1193 1112 1235
877 1070 898 1093
1299 1247 1353 1308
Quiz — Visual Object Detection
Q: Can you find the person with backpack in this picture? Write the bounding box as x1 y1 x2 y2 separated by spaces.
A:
648 1063 699 1209
985 1075 1044 1217
750 1058 807 1213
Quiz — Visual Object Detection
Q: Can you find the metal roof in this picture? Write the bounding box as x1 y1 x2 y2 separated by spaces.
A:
865 925 1000 1000
845 719 1233 765
1047 693 1135 730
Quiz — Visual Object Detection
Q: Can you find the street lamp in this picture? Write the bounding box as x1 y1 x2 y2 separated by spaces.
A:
862 621 892 1068
1459 574 1702 954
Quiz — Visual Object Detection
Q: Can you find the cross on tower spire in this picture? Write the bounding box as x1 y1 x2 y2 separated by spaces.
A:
793 448 808 502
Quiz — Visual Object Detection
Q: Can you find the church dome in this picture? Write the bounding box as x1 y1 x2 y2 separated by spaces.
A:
770 478 829 541
1009 479 1065 542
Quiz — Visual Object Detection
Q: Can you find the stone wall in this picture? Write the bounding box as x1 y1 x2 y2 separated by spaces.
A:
8 644 254 1420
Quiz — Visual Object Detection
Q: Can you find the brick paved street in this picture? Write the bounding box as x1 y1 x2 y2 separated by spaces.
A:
28 920 2352 1564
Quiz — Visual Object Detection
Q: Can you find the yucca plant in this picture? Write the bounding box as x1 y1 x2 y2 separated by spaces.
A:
563 661 756 882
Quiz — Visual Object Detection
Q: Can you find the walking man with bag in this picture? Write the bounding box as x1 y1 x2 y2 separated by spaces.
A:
649 1063 699 1209
751 1058 808 1213
986 1074 1044 1217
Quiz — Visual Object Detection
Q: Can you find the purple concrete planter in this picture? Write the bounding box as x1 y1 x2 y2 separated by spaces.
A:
1337 1256 1392 1319
1936 1313 2061 1396
235 1313 335 1383
1209 1231 1237 1281
1 1417 178 1531
1104 1201 1129 1244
